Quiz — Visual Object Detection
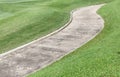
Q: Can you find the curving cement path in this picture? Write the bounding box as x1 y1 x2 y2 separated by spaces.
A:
0 4 104 77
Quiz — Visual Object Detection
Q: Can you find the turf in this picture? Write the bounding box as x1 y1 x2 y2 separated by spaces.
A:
0 0 112 53
28 0 120 77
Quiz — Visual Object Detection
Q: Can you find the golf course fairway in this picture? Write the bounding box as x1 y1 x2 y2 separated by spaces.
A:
0 0 120 77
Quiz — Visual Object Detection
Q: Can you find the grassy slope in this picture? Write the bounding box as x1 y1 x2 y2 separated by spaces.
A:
0 0 111 53
0 0 68 53
28 0 120 77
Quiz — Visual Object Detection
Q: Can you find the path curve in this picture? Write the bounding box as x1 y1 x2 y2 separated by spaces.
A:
0 4 104 77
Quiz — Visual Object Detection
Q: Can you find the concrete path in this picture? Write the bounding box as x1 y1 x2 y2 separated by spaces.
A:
0 4 104 77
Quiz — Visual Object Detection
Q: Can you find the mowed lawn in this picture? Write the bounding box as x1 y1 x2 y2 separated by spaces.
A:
0 0 111 53
28 0 120 77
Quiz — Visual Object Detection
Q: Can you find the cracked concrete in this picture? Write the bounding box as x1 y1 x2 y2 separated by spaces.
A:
0 4 104 77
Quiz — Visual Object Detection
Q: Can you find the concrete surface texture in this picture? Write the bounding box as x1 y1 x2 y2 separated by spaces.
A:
0 4 104 77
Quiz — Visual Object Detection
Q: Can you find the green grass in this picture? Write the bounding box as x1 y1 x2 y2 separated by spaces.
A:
28 0 120 77
0 0 112 53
